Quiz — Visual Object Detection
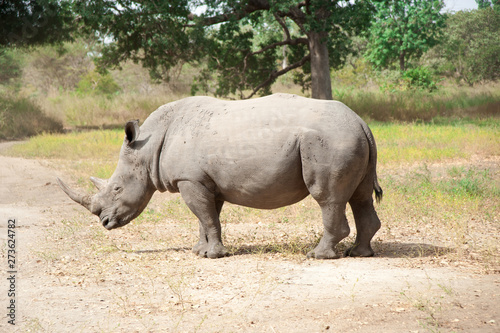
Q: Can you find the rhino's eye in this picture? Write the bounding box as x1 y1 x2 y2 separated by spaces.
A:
113 186 123 194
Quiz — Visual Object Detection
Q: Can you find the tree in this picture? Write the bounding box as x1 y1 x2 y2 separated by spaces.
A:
0 0 75 47
366 0 446 71
475 0 500 10
74 0 374 100
433 8 500 85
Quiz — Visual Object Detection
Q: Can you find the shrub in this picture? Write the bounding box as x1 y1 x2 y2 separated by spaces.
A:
402 67 438 91
76 70 121 96
0 94 62 139
22 42 92 93
0 49 22 84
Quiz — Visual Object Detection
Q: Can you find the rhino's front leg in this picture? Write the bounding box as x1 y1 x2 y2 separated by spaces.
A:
178 181 228 258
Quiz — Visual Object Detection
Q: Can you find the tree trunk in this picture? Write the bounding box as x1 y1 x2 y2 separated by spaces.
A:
308 31 333 100
399 50 406 72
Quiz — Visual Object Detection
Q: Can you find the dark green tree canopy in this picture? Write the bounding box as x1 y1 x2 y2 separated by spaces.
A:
0 0 75 47
74 0 374 99
475 0 500 9
366 0 446 71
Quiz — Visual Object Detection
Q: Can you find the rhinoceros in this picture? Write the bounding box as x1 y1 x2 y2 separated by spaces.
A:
58 93 383 259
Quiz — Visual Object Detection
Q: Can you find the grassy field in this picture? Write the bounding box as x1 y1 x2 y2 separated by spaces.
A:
4 119 499 272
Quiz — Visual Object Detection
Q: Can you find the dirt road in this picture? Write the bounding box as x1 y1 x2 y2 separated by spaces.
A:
0 144 498 332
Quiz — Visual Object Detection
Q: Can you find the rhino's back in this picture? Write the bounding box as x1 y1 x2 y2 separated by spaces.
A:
168 93 361 136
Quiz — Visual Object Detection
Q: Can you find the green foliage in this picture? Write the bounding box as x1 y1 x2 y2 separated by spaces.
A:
374 66 438 92
0 0 75 47
76 70 121 96
402 67 437 91
366 0 446 71
432 8 500 85
0 48 23 84
73 0 374 99
475 0 500 9
0 94 62 139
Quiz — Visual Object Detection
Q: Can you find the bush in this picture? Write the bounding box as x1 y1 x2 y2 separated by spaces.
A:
402 67 438 91
0 94 62 140
22 42 93 93
0 49 22 84
76 70 121 96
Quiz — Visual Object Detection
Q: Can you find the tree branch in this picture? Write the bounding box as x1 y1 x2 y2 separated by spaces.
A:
251 37 308 57
186 0 270 27
242 37 308 77
244 53 311 99
274 13 290 40
277 3 307 35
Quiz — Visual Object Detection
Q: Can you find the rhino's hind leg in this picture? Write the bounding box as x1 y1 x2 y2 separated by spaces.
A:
178 181 228 259
307 203 350 259
192 222 208 255
345 199 381 257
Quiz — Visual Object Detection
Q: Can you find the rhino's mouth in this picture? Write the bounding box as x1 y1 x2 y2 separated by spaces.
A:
101 216 119 230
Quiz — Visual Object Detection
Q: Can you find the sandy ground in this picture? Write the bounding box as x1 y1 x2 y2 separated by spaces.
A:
0 141 498 332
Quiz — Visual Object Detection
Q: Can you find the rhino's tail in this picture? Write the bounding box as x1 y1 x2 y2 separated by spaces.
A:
361 121 383 204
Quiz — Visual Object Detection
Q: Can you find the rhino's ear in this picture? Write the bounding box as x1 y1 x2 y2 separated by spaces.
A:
125 120 140 145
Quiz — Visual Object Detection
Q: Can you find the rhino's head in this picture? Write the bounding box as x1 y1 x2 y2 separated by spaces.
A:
58 120 156 230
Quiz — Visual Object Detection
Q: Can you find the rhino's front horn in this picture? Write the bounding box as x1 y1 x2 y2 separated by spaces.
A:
57 178 94 212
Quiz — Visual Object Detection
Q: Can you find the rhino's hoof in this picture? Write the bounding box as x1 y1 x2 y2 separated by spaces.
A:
194 242 228 258
344 245 374 257
192 241 208 255
306 248 340 260
207 244 229 259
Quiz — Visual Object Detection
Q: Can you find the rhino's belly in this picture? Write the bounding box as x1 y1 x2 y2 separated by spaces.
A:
217 177 309 209
209 151 310 209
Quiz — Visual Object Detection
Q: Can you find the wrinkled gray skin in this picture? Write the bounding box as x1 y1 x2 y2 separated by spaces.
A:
58 93 383 259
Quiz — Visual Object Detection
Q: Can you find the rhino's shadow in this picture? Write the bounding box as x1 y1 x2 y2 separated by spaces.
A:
371 241 454 259
133 247 190 254
229 241 453 258
131 241 453 259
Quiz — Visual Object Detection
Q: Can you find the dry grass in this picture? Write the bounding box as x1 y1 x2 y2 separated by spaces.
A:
0 94 62 139
41 91 188 128
334 82 500 122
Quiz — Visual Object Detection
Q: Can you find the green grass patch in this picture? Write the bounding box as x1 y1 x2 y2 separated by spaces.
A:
6 129 124 185
370 120 500 165
7 129 123 160
386 165 499 201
